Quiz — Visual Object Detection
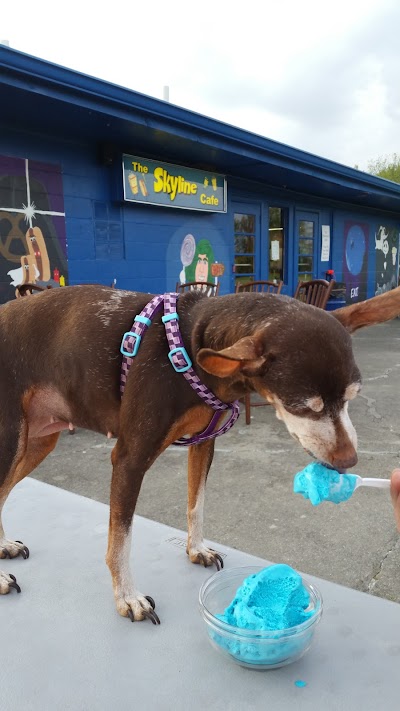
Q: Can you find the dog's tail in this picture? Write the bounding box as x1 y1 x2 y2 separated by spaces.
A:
333 286 400 333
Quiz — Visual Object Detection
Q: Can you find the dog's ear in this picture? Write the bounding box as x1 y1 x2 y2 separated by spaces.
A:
197 333 272 378
333 286 400 333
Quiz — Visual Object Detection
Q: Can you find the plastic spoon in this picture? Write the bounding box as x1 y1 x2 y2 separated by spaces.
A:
353 476 390 490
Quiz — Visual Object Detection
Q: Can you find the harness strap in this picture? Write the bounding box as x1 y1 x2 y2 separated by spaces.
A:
120 294 164 394
120 293 240 445
162 293 240 445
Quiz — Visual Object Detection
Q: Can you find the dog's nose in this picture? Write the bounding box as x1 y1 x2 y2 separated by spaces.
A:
331 448 358 470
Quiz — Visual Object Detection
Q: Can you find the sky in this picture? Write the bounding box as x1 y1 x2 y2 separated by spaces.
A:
2 0 400 172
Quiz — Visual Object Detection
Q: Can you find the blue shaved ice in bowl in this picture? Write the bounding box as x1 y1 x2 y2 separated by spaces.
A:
199 565 323 669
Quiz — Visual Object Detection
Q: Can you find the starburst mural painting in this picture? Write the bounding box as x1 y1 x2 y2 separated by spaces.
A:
0 155 68 303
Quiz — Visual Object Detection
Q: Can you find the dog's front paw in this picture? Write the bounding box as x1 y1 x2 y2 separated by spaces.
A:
0 571 21 594
115 591 160 625
187 546 224 571
0 539 29 560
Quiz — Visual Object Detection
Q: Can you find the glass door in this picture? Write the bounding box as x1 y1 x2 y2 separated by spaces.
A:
295 211 319 283
268 206 286 283
233 203 260 289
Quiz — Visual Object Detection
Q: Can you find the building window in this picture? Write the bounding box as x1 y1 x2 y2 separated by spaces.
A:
234 212 256 286
94 202 124 260
298 219 314 281
268 207 285 282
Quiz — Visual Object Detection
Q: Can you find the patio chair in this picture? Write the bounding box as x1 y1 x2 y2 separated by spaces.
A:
176 281 220 297
15 283 53 298
293 278 335 310
235 279 283 295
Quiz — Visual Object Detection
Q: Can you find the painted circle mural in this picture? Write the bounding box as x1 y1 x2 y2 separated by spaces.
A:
180 234 196 267
345 225 366 275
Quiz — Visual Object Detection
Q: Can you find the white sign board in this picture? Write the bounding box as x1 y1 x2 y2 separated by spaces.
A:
321 225 330 262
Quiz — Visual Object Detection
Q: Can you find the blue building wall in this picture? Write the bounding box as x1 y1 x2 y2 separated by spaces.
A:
0 124 399 306
0 127 233 299
122 203 229 294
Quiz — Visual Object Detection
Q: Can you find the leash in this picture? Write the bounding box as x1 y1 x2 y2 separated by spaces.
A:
120 293 240 445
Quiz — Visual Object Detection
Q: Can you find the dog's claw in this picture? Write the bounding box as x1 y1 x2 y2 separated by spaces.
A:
145 595 156 609
8 580 21 593
188 547 224 570
125 597 160 624
15 542 30 560
143 609 161 625
0 572 21 594
0 541 29 560
214 553 224 571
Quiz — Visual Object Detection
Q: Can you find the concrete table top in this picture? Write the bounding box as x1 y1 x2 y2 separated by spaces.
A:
1 478 400 711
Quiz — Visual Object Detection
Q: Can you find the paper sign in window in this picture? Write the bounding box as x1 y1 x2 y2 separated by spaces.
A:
321 226 330 262
270 240 280 261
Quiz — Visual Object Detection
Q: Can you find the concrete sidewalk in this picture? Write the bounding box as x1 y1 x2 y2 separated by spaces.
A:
30 321 400 602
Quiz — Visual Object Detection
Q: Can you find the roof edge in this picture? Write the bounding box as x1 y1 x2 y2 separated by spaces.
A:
1 45 400 199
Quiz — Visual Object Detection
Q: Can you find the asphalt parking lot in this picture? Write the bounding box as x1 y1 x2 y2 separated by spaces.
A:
30 320 400 602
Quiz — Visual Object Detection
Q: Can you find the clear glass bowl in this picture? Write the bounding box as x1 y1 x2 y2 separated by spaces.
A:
198 565 323 670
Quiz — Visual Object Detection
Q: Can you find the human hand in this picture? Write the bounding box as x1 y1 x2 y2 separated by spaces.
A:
390 469 400 531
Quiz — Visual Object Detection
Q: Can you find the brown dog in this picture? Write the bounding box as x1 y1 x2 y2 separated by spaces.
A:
0 285 399 623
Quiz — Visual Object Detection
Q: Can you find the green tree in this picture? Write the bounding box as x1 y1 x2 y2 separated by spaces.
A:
366 153 400 183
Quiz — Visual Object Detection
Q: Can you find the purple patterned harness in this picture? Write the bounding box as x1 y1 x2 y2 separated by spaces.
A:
120 292 240 445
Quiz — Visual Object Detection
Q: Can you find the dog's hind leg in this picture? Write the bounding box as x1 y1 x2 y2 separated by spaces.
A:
0 429 59 594
186 439 223 570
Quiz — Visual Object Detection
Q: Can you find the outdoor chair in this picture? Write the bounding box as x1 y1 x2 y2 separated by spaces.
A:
15 283 53 298
293 278 335 310
235 279 283 295
176 281 220 296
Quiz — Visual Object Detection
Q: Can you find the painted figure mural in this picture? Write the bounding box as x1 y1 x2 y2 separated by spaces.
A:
343 221 369 303
0 156 68 303
178 234 225 293
375 225 399 295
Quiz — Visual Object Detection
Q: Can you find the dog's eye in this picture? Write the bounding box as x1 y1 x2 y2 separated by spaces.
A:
284 403 323 420
305 396 324 413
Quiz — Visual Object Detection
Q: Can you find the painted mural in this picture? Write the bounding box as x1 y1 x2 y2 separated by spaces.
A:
0 156 68 304
374 225 399 295
178 234 225 293
342 221 369 304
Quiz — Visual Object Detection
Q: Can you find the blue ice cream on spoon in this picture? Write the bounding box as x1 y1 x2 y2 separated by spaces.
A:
294 462 390 506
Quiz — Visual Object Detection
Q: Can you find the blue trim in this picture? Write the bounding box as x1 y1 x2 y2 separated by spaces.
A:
168 347 192 373
120 332 141 357
162 312 179 323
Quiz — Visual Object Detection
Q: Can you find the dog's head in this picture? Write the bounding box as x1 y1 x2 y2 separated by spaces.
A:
197 297 362 470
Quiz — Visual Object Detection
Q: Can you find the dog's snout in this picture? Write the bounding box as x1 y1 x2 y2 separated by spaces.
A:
331 449 358 471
